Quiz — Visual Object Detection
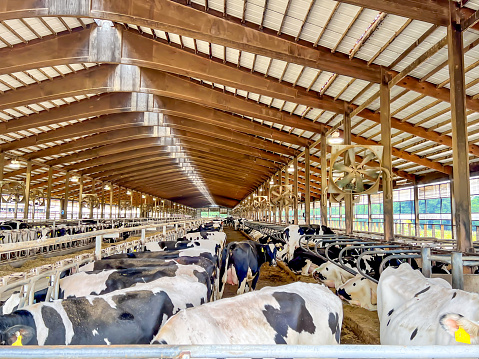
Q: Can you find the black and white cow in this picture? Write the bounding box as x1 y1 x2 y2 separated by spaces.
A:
378 263 479 345
152 282 343 345
60 264 212 300
336 274 378 311
219 241 277 298
0 276 208 345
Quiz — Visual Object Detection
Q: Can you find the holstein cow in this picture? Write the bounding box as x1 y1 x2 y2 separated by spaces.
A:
219 241 277 298
153 282 343 345
313 262 356 289
378 263 479 345
84 256 218 301
0 276 208 345
336 274 378 311
282 225 305 262
60 264 212 300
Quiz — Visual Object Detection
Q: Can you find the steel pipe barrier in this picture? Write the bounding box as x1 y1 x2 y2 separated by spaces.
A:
0 344 478 359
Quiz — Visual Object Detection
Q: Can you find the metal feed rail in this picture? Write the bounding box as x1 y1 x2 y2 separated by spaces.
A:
0 344 478 359
243 221 479 290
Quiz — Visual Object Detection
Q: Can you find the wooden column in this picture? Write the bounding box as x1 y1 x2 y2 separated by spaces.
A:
305 147 311 225
367 194 372 231
46 166 53 220
293 157 299 225
117 186 121 218
109 185 114 218
320 130 328 226
78 175 83 219
449 177 455 239
100 182 105 218
414 179 420 236
448 3 472 252
23 162 32 220
344 106 353 234
90 180 95 219
285 166 290 224
130 191 134 218
380 69 394 241
278 171 282 224
62 172 70 219
0 153 3 217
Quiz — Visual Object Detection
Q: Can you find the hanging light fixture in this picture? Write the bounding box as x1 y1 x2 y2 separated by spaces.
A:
142 194 146 199
327 131 344 145
104 184 111 190
9 159 21 169
70 175 79 183
270 179 274 185
126 190 131 195
288 165 294 173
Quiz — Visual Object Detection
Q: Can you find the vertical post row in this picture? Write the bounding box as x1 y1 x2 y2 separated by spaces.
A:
78 175 83 219
63 172 70 220
344 106 353 234
380 69 394 242
23 161 32 219
320 129 328 227
448 3 472 252
413 179 420 236
305 147 311 225
0 153 4 217
46 166 53 220
284 165 289 224
109 185 113 219
293 157 299 225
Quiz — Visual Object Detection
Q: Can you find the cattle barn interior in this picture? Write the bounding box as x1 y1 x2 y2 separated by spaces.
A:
0 0 479 357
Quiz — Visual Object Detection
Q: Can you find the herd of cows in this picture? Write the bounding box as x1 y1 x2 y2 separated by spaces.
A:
0 218 477 348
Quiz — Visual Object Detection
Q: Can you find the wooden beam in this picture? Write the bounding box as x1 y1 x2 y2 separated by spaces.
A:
448 4 472 252
334 0 451 26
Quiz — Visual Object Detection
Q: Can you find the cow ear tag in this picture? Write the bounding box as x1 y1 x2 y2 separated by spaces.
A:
455 326 471 344
11 332 22 346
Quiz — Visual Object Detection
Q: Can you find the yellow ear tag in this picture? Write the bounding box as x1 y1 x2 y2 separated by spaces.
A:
261 248 264 252
12 334 22 346
455 326 471 344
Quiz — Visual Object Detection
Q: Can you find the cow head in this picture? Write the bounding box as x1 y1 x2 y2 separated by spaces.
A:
313 262 355 289
440 313 479 344
264 243 277 266
336 275 377 311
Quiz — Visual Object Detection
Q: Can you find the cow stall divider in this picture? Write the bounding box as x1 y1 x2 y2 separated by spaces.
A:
244 221 479 290
0 218 208 308
0 343 478 358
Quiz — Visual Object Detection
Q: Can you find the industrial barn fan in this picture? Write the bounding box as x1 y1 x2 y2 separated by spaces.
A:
269 185 295 207
329 145 388 197
0 180 25 204
82 194 100 210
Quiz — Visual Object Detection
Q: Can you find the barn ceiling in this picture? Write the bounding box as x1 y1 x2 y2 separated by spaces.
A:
0 0 478 207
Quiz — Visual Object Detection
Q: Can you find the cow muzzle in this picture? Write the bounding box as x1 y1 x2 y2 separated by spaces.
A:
337 288 351 300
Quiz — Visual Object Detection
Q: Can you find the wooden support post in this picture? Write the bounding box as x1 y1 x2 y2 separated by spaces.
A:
278 171 282 224
90 179 96 219
109 185 113 219
23 162 32 220
117 186 121 218
130 190 134 219
46 166 53 220
101 182 105 219
62 172 70 220
380 69 394 241
0 153 3 218
448 4 472 252
285 165 290 224
293 157 299 225
344 105 353 234
78 175 83 219
367 194 372 231
320 130 328 227
414 179 420 236
305 147 311 225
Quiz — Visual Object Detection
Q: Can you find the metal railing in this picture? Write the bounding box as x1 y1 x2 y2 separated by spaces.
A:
0 344 478 359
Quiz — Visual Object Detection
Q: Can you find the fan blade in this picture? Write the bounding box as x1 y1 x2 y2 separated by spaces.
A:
336 172 355 188
358 168 380 179
358 152 376 168
347 148 356 164
355 174 364 193
333 163 353 172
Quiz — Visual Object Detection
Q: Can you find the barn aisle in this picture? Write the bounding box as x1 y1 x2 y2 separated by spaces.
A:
221 226 365 344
